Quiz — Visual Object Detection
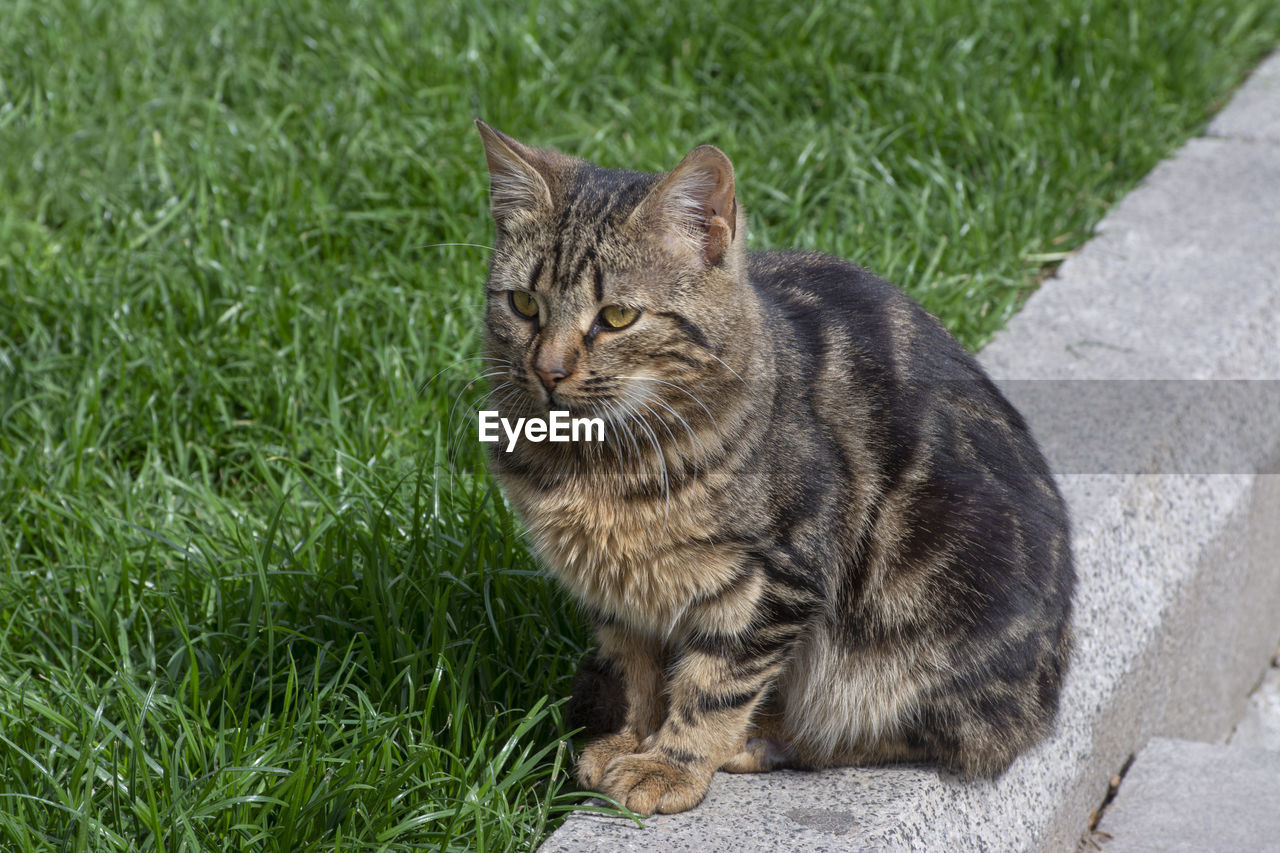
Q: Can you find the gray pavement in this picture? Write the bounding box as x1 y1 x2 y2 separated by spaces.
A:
542 51 1280 853
1093 651 1280 853
1232 653 1280 753
1094 738 1280 853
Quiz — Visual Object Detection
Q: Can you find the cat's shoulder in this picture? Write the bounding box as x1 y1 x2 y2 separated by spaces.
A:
745 248 979 379
746 249 908 308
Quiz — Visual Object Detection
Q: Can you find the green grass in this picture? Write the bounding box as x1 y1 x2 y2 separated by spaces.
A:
1 0 1276 848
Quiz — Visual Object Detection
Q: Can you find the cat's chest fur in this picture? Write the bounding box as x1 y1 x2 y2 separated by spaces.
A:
498 471 745 632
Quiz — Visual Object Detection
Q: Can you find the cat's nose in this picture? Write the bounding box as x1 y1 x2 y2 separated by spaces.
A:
534 349 577 390
535 363 571 389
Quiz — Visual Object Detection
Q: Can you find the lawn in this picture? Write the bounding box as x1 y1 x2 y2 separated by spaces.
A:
2 0 1277 849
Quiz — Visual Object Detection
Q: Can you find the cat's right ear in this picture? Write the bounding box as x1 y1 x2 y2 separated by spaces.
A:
475 119 558 231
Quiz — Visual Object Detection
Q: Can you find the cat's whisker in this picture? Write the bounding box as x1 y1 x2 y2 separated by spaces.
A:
618 410 645 488
613 376 715 494
631 410 670 522
414 241 498 253
445 368 510 436
626 381 711 468
618 387 673 527
442 369 513 487
442 383 507 494
419 356 513 397
606 397 647 491
640 391 709 488
596 399 630 487
633 397 681 467
604 379 665 499
633 396 679 454
446 381 518 474
626 387 703 494
594 392 642 471
614 375 720 434
704 353 751 390
412 241 521 267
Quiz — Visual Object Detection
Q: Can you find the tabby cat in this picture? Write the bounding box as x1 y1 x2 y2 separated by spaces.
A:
474 119 1074 816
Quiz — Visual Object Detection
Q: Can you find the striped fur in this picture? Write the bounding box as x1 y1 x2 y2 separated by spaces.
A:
475 120 1075 815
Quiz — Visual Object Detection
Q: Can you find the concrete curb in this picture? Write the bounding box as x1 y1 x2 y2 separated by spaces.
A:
1094 738 1280 853
541 52 1280 852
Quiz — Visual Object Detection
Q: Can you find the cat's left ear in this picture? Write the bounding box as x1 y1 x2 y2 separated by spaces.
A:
633 145 737 266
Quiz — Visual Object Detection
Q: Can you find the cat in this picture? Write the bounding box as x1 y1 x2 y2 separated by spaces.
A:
474 119 1075 816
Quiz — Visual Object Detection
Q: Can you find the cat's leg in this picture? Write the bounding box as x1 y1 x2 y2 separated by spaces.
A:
898 628 1070 780
592 650 763 812
576 621 666 791
720 693 798 773
910 684 1051 780
594 586 815 814
720 737 797 773
566 649 628 739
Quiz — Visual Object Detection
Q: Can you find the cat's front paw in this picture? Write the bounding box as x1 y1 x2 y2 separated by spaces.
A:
598 752 712 815
577 732 641 790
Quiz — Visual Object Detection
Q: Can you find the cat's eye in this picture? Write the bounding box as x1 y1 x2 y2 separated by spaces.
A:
600 304 640 330
510 290 539 319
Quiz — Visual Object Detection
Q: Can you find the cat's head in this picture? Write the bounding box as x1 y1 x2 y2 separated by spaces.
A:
476 120 756 443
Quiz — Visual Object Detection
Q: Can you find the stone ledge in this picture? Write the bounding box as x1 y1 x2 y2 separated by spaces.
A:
542 51 1280 853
